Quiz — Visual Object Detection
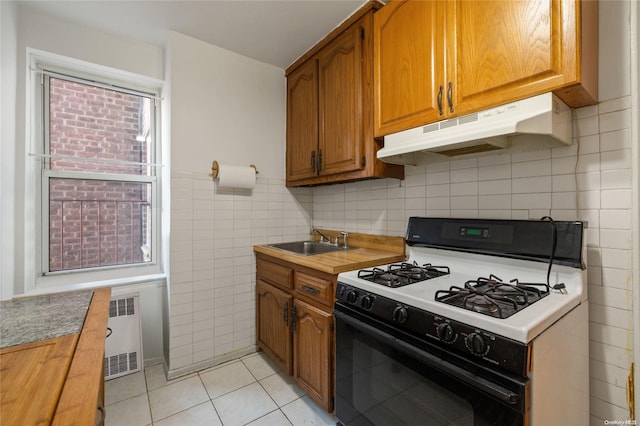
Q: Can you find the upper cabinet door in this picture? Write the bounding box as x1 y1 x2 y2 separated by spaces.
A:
373 0 446 138
317 21 365 177
373 0 597 138
450 0 573 116
286 59 318 183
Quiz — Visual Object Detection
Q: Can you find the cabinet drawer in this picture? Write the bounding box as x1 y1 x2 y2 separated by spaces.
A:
257 258 293 290
295 272 333 307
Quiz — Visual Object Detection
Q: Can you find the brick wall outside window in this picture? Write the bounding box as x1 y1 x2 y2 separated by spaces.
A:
48 78 151 272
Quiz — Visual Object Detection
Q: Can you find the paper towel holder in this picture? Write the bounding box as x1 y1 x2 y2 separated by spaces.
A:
211 160 259 179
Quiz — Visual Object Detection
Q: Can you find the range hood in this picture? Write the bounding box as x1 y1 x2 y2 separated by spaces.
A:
377 93 572 165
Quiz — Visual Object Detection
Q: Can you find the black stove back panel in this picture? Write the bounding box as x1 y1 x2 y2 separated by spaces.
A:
405 217 584 269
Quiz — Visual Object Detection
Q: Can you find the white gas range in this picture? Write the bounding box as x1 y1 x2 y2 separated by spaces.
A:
336 245 587 344
334 217 589 426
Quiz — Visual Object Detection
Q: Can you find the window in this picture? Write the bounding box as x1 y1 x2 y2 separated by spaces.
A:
32 58 161 282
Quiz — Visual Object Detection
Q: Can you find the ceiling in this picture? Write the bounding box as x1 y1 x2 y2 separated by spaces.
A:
16 0 367 69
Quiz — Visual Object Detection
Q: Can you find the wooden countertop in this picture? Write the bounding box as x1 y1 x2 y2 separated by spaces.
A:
0 287 111 426
253 230 406 274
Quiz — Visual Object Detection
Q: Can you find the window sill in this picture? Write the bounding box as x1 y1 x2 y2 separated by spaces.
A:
30 265 165 297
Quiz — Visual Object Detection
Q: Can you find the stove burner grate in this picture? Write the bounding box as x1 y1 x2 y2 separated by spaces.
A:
358 262 450 288
435 274 550 319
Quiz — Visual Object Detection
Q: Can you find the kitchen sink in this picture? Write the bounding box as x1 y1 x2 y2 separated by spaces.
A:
267 241 347 255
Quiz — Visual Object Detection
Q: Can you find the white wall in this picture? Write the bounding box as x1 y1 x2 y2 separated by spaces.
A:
165 31 312 375
312 1 636 422
1 1 18 301
169 31 286 177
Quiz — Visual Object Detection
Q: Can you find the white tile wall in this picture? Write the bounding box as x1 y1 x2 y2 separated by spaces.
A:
169 173 312 372
311 97 635 423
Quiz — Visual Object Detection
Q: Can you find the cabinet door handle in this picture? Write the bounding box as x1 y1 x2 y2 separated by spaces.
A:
437 85 444 116
301 285 320 295
283 302 289 325
311 151 316 173
291 305 297 332
318 149 323 173
447 81 454 113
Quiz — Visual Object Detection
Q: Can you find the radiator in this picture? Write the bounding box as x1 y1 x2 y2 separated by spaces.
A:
104 293 143 380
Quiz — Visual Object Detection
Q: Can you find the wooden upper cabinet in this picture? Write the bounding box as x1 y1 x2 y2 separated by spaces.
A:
450 0 597 115
317 22 364 177
286 1 404 187
374 0 598 138
286 59 318 183
374 0 445 136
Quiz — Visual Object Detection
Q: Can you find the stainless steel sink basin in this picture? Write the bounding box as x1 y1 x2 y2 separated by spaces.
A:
267 241 347 255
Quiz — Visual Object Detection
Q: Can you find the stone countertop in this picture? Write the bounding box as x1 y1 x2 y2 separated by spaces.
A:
0 290 93 349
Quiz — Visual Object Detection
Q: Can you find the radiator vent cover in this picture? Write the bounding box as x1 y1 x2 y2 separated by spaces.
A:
104 294 143 380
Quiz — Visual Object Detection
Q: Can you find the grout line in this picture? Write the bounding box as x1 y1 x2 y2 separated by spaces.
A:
195 372 224 425
143 368 153 425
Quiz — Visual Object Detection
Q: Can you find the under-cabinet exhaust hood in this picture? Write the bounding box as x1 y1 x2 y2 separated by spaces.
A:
377 93 572 165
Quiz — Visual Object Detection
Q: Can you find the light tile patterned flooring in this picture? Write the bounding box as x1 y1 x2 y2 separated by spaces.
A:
105 351 337 426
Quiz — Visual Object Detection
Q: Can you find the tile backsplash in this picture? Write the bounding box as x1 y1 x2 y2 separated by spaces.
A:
313 98 631 241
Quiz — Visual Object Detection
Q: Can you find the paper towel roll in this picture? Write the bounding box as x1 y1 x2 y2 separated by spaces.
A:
216 164 256 189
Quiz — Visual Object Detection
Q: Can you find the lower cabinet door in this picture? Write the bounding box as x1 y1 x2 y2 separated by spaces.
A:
256 279 293 374
292 299 333 412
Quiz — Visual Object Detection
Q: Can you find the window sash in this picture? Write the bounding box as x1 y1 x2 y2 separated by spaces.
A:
41 172 158 275
42 74 157 174
39 68 160 277
34 67 161 101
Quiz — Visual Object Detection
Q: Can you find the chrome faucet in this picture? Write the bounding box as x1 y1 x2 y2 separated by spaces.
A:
312 228 331 244
312 228 348 248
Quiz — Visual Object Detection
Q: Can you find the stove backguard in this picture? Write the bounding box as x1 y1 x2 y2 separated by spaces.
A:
405 217 585 269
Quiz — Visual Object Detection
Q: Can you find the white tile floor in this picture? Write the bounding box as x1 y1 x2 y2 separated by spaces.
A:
105 351 338 426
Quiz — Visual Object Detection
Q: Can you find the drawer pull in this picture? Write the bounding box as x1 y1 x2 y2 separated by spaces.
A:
301 285 320 295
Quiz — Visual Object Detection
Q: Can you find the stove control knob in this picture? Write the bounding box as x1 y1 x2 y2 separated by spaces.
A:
436 323 456 343
361 295 374 310
392 305 408 324
465 333 487 356
346 290 358 304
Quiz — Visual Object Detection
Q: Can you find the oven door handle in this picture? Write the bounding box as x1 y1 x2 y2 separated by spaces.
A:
335 309 521 405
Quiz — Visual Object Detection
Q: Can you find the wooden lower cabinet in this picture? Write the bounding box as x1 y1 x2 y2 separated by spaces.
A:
256 279 293 374
255 254 335 412
293 299 333 412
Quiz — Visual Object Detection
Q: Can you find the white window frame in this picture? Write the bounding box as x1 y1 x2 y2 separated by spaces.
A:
27 50 165 292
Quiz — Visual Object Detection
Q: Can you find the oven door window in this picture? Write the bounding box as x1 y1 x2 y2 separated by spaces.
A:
335 310 525 426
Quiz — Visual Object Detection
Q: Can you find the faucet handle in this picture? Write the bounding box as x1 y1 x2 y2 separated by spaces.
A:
340 231 348 248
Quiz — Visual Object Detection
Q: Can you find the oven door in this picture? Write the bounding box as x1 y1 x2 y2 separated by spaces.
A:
334 305 528 426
